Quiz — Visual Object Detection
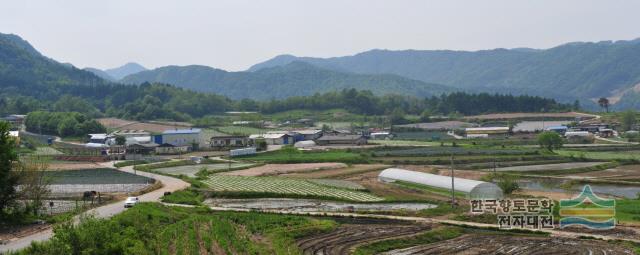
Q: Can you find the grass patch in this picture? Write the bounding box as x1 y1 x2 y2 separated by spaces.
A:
557 150 640 161
13 203 336 255
161 189 204 205
353 226 464 255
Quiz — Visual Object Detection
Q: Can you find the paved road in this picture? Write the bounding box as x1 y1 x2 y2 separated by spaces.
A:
0 163 189 254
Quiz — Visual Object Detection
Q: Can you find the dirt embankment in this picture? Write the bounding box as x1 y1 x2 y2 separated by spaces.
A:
382 233 634 255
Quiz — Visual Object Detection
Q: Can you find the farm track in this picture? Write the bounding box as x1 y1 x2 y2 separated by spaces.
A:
382 234 634 255
297 223 432 255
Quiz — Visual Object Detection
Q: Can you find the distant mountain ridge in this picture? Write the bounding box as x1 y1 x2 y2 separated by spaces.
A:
85 62 147 81
249 39 640 104
121 61 453 100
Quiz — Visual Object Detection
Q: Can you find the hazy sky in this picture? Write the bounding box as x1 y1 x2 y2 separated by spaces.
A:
2 0 640 71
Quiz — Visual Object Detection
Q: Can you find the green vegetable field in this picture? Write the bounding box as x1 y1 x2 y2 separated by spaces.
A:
203 175 383 202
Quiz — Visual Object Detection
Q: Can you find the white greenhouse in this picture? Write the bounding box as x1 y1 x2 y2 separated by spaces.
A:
378 168 503 199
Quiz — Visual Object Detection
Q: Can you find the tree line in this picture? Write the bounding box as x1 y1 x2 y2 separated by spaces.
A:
1 81 573 122
24 111 106 137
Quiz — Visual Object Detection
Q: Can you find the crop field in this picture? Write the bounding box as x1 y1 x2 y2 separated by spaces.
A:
557 150 640 160
222 163 348 177
298 223 433 255
203 175 384 202
33 147 63 156
463 112 596 120
307 179 366 190
371 140 440 146
493 162 605 172
380 233 634 254
154 163 256 177
241 150 367 164
371 147 538 157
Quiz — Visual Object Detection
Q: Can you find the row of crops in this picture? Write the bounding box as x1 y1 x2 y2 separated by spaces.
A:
203 175 383 202
372 146 538 157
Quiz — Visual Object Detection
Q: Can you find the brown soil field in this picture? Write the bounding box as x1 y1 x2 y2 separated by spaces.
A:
97 118 136 129
221 163 348 177
281 164 389 179
382 233 634 254
297 222 432 255
463 111 598 120
566 164 640 180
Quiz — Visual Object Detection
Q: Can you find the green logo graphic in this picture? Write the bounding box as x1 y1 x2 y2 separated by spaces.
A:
559 185 615 229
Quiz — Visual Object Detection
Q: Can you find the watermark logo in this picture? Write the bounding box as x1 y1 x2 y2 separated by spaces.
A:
559 185 615 230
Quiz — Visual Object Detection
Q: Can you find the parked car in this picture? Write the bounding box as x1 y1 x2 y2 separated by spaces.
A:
124 197 139 208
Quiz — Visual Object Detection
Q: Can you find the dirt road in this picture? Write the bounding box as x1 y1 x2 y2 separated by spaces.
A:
0 163 189 253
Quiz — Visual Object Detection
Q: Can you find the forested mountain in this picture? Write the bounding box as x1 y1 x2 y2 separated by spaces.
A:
0 32 110 95
121 62 453 100
85 62 147 81
83 67 115 81
104 62 147 80
249 39 640 104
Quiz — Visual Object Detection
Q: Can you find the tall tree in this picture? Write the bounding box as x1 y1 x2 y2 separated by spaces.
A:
620 110 637 131
0 121 19 217
598 97 610 113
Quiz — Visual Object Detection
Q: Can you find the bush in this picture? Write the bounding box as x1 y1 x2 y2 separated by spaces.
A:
537 131 563 152
161 189 204 205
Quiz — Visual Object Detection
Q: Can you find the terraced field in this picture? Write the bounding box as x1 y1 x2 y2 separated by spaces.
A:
203 175 383 202
382 234 634 254
297 223 432 255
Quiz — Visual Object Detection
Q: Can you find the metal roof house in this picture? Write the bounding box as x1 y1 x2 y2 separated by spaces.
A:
153 128 202 148
316 134 368 146
378 168 503 199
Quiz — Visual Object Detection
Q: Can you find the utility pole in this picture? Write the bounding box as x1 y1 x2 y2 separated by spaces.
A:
450 153 456 208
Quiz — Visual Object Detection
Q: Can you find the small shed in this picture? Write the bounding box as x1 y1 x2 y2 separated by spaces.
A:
127 143 158 155
155 143 190 155
378 168 503 199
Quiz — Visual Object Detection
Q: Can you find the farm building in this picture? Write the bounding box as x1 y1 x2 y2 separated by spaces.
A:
316 135 368 146
110 130 151 138
250 133 294 145
294 129 323 140
88 134 108 144
378 168 503 199
211 135 251 148
9 131 19 145
2 114 26 129
153 128 202 149
155 143 190 154
126 143 158 154
230 147 257 157
370 132 391 140
465 127 510 138
545 126 568 135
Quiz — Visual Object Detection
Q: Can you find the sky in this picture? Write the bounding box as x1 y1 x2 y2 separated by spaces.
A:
1 0 640 71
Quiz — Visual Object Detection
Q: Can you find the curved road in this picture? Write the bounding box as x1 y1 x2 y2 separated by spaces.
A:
0 163 189 253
